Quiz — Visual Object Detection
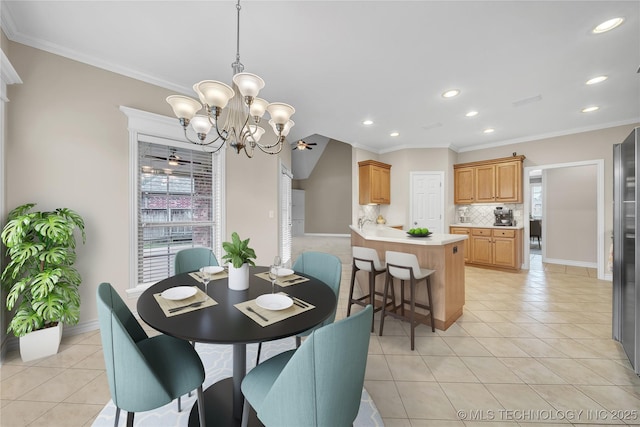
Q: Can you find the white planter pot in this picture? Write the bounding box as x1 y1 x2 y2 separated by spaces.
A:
228 263 250 290
20 322 63 362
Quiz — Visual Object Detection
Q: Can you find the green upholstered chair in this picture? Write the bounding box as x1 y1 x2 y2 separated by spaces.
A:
292 251 342 341
97 283 206 427
256 251 342 364
241 305 373 427
174 247 219 275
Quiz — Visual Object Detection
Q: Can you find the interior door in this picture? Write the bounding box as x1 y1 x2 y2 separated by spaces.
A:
410 172 444 233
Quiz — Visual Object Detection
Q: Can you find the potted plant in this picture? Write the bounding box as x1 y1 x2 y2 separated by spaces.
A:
221 232 256 291
1 203 86 361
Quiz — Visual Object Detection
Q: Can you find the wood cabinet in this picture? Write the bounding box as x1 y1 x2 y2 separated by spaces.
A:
358 160 391 204
449 226 522 270
450 227 472 262
453 167 474 204
454 155 525 204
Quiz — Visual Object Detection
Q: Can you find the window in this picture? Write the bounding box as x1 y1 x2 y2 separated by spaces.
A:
279 162 293 264
531 182 543 218
121 107 225 292
138 142 215 284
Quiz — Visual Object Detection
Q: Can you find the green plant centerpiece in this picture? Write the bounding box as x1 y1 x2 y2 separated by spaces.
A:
1 203 86 340
221 232 256 290
221 232 256 268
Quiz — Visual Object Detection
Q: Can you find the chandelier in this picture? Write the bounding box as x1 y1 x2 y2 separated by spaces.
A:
165 0 295 158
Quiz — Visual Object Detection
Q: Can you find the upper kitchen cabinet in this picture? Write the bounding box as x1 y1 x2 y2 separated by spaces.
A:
454 155 525 204
359 160 391 204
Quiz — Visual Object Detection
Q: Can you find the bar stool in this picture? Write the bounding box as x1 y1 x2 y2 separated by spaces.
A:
379 251 435 350
347 246 394 331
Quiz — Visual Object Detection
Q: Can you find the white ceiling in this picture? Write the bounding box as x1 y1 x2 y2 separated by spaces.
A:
2 1 639 153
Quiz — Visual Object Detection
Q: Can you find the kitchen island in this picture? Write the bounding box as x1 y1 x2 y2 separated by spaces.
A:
350 225 468 331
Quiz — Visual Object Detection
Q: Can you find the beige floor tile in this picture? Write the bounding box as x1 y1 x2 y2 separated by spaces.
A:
499 358 567 384
460 357 523 384
382 417 413 427
396 381 458 419
364 379 407 418
379 336 418 355
459 322 504 337
485 383 558 414
486 322 536 338
408 420 465 426
475 337 531 357
573 339 629 360
542 338 607 359
31 402 104 427
386 355 435 382
442 336 494 357
18 368 102 402
439 382 504 412
510 337 569 358
576 359 640 386
422 355 479 383
33 344 102 369
529 384 618 424
414 336 456 356
538 358 613 386
0 400 56 426
0 366 65 400
64 372 111 405
365 354 394 380
577 385 640 416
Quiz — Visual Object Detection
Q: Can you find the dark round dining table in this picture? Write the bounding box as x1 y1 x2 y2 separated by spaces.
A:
137 266 337 427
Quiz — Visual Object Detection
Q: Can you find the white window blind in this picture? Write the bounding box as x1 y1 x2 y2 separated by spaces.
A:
280 163 293 264
138 140 216 284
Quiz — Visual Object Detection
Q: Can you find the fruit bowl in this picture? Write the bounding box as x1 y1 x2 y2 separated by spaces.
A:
407 231 433 238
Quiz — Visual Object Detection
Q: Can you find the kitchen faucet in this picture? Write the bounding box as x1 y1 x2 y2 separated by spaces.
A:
358 217 372 230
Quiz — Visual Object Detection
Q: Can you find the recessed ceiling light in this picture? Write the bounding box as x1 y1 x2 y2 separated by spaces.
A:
362 120 373 125
593 17 624 34
586 75 608 85
581 106 600 113
465 111 479 117
442 89 460 98
390 132 399 137
483 128 495 134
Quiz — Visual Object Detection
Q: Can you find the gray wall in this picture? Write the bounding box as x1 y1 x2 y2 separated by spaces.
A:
294 139 351 234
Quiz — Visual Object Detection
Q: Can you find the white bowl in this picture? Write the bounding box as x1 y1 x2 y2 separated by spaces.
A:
276 267 294 277
200 266 224 274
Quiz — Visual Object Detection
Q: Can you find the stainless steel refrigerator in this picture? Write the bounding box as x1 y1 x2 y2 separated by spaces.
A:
613 127 640 375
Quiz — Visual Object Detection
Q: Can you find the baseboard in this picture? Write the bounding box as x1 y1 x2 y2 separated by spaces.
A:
543 258 597 268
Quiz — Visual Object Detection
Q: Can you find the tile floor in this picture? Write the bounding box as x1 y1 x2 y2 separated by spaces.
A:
1 235 640 426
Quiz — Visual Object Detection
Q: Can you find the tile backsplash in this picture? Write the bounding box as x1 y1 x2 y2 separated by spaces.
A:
456 204 523 226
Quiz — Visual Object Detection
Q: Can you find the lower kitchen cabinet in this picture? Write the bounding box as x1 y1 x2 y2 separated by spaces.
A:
450 226 522 270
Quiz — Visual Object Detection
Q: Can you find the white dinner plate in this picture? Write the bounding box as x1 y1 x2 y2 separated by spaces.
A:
200 266 224 274
276 268 294 277
161 286 197 301
255 294 293 311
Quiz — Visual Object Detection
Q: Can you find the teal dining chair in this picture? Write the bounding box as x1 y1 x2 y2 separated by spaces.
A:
256 251 342 364
96 283 206 427
174 247 219 275
292 251 342 344
241 304 373 427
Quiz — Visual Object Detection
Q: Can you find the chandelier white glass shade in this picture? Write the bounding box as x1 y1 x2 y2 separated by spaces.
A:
165 1 295 158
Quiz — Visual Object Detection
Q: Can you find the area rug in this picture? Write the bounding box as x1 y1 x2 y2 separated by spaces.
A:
92 338 384 426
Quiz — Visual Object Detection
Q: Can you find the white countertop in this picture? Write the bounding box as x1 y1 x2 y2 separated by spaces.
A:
350 224 468 246
449 223 524 230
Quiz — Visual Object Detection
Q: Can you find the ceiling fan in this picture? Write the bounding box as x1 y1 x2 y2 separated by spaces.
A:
145 149 193 165
293 140 317 150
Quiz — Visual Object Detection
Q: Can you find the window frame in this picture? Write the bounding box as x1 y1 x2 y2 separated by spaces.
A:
120 106 225 297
